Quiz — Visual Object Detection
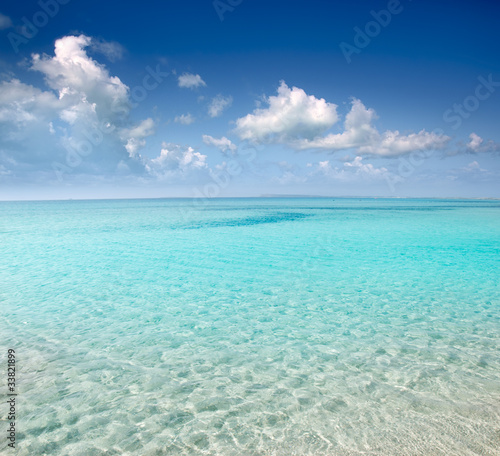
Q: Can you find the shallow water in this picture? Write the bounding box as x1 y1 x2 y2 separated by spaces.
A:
1 198 499 455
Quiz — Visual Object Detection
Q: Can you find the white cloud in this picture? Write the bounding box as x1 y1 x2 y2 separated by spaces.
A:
202 134 237 154
26 35 139 175
465 133 499 153
0 13 12 30
174 113 195 125
0 78 61 127
0 78 65 167
0 35 217 185
234 84 449 156
146 143 207 176
120 118 155 157
361 129 449 156
0 35 160 178
234 81 338 142
467 133 483 151
315 156 389 181
208 94 233 117
294 98 377 150
31 35 130 121
178 73 206 89
293 98 449 157
344 156 388 176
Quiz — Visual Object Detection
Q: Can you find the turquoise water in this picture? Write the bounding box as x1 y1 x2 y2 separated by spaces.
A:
1 198 499 455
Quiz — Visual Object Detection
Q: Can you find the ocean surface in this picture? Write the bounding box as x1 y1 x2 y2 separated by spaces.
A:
1 197 499 456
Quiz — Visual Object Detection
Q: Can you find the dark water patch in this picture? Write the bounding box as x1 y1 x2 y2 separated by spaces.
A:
179 212 310 229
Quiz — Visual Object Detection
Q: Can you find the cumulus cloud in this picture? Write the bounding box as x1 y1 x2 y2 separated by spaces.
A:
31 35 130 121
0 78 61 128
0 13 12 30
0 78 66 168
294 98 377 150
234 84 449 157
146 142 207 176
290 97 448 157
202 134 237 154
0 35 159 180
178 73 206 89
174 113 195 125
208 94 233 117
0 35 218 187
467 133 483 151
465 133 499 153
235 81 338 142
120 118 155 157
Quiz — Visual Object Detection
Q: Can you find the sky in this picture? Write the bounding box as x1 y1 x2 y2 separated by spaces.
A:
0 0 499 200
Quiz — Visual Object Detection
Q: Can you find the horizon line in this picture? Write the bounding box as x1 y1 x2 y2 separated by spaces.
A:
1 195 500 203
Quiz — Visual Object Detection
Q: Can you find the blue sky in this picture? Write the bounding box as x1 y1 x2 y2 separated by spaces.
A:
0 0 499 199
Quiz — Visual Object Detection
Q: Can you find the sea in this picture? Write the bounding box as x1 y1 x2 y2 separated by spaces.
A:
1 197 499 455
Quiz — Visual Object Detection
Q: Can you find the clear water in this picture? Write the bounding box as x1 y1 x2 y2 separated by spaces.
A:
1 198 499 455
